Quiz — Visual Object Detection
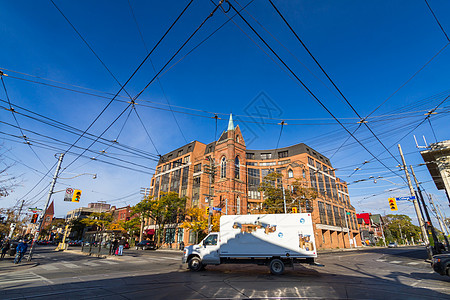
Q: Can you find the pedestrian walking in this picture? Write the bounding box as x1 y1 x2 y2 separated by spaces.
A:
14 240 28 264
117 238 126 256
1 238 11 259
112 239 119 255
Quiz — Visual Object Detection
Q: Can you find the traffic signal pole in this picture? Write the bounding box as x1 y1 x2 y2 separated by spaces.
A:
28 153 64 261
410 165 441 254
397 145 431 258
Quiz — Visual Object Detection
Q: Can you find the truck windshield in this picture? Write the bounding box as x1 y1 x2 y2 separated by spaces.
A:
203 234 218 246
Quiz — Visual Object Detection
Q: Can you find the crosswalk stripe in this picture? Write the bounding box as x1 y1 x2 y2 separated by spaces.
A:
0 272 43 285
407 262 420 265
390 261 402 264
40 264 59 270
61 261 81 268
376 259 386 262
83 262 100 266
163 257 180 261
98 260 119 264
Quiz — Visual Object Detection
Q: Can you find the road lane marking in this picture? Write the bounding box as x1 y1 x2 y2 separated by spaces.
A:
390 261 402 264
83 262 100 266
40 264 59 270
162 256 181 260
61 261 81 268
376 259 386 262
30 271 54 284
407 262 420 265
98 260 119 264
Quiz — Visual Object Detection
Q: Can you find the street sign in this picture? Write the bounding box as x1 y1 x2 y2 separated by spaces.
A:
28 207 43 213
64 188 74 201
212 207 222 212
396 196 415 201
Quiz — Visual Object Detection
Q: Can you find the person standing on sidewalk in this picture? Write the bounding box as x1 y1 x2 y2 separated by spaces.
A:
1 238 10 259
14 240 28 264
117 238 125 256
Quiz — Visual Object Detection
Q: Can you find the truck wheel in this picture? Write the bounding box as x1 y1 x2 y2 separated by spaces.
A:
269 259 285 275
188 257 203 272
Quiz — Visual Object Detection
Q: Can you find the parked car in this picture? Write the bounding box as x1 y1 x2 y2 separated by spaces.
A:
136 240 156 250
388 242 398 248
432 253 450 276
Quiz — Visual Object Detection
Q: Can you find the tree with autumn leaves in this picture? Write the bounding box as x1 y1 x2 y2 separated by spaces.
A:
132 192 187 247
180 207 220 244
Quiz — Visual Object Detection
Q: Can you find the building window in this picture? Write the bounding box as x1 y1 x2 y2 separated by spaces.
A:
236 135 240 143
184 155 190 163
261 153 272 160
246 153 254 159
308 157 315 167
235 156 240 179
221 157 227 178
318 201 326 224
260 161 276 166
177 150 183 156
194 163 202 173
248 168 261 199
326 204 334 225
288 169 293 178
236 196 240 215
246 161 257 166
278 150 288 158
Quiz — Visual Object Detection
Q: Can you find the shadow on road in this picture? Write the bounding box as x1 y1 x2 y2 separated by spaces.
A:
1 263 449 299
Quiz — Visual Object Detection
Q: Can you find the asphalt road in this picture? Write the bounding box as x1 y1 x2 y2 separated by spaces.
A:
0 245 448 299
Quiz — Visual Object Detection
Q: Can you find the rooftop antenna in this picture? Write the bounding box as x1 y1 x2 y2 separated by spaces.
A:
414 135 428 149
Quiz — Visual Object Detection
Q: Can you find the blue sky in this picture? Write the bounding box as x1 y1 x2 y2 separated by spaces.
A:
1 0 449 224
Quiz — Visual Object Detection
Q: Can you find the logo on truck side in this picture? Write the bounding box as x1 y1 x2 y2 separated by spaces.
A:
300 218 305 224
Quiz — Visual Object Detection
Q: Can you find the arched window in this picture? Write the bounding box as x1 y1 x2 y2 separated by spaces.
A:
236 196 241 215
288 169 294 178
236 135 240 143
221 156 227 178
235 156 240 179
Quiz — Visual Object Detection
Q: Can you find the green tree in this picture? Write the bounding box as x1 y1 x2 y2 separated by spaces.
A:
384 214 421 244
259 172 317 214
80 212 113 232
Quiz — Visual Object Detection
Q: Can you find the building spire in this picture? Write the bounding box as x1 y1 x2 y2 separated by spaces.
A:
227 113 234 131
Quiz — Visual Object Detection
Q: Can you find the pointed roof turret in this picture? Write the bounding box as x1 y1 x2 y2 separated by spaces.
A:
227 114 234 131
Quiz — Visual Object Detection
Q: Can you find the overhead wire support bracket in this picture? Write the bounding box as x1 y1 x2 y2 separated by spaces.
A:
357 118 368 124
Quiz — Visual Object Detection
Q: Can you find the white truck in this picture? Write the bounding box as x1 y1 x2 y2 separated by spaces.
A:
182 213 320 275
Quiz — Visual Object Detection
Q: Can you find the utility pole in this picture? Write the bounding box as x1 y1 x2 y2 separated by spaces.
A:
8 200 25 238
398 144 431 258
410 165 440 253
436 204 449 235
429 195 450 249
282 185 287 214
344 211 352 248
28 153 64 261
398 223 404 243
204 159 215 233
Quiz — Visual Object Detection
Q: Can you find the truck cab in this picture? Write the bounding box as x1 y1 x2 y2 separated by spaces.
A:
182 233 220 271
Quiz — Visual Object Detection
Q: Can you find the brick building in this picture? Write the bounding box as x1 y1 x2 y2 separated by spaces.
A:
149 115 361 249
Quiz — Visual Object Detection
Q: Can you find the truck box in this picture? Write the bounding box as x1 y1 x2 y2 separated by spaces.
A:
219 213 316 258
182 213 318 275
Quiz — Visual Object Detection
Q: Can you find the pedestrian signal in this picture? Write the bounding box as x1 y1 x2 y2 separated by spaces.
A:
31 213 38 224
388 198 398 211
292 207 298 213
72 189 82 202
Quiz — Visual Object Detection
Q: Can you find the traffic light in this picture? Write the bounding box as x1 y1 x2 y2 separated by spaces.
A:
205 207 210 215
31 213 38 224
388 198 398 211
72 189 82 202
292 207 298 213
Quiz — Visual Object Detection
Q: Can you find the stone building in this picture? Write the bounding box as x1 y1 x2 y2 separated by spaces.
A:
148 115 361 249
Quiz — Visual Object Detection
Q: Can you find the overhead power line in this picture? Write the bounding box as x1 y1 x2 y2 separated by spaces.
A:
127 0 188 144
424 0 450 42
226 0 405 183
